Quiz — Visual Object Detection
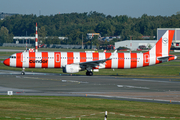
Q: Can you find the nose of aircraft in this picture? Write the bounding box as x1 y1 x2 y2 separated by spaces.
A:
3 58 10 66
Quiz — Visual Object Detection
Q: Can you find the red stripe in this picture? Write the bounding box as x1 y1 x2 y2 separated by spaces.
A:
105 53 112 68
80 52 86 63
54 52 61 68
156 37 162 56
118 53 124 69
92 52 99 69
4 58 10 66
16 53 22 68
143 51 150 67
168 55 175 61
29 52 35 68
42 52 48 68
155 37 162 64
130 53 137 68
168 30 175 54
93 53 99 61
67 52 74 64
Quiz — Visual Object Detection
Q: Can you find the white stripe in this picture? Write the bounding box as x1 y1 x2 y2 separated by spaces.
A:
99 53 105 60
124 53 130 68
10 54 16 67
23 52 29 68
35 52 41 68
86 52 92 62
136 53 143 68
61 52 67 67
111 53 118 69
99 53 105 69
48 52 54 68
162 30 169 56
35 42 38 46
73 52 80 63
149 46 156 66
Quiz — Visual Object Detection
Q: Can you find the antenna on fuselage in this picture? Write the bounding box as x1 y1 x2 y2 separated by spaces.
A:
35 23 38 52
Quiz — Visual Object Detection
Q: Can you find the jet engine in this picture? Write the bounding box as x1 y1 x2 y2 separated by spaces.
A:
62 64 81 73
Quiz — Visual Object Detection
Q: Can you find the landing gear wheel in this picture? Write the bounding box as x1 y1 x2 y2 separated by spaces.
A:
21 72 25 75
21 68 25 75
86 71 93 76
89 71 93 76
86 71 89 76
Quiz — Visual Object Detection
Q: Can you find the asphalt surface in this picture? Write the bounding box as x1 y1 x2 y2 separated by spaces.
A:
0 70 180 104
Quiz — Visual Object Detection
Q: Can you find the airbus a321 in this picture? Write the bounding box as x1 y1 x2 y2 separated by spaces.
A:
3 23 177 76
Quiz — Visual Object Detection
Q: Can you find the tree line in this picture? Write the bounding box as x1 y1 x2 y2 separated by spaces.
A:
0 11 180 46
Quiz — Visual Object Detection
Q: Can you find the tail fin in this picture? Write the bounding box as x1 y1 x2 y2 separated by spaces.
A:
35 23 38 52
149 30 175 57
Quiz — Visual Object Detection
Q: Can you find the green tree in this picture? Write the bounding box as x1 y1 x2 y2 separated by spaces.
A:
38 26 47 44
0 26 13 43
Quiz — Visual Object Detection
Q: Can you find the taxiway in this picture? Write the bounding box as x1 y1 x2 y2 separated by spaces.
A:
0 70 180 104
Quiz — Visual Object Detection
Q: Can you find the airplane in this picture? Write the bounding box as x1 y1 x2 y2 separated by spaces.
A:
3 23 177 76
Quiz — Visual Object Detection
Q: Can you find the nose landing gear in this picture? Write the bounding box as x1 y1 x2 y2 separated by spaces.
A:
21 68 25 75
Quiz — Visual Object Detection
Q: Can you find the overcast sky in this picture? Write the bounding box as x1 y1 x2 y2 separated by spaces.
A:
1 0 180 18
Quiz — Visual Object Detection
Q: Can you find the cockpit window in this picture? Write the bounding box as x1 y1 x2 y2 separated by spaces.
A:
9 56 16 59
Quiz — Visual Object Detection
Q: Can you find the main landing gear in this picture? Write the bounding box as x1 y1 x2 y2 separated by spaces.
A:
86 71 93 76
21 68 25 75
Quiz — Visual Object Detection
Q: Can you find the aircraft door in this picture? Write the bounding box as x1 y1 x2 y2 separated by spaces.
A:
56 54 60 62
144 54 149 63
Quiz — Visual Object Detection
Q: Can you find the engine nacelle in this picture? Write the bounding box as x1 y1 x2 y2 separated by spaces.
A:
62 64 80 73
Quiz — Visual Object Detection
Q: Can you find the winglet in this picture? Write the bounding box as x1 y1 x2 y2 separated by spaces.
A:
108 50 117 59
113 49 117 54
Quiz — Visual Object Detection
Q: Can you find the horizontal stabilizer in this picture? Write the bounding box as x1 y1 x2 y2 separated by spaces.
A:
157 55 175 62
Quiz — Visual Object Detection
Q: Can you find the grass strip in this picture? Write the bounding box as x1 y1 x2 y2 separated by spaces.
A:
0 96 179 119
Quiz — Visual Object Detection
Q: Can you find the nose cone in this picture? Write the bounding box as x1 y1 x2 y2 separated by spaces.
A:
3 58 10 66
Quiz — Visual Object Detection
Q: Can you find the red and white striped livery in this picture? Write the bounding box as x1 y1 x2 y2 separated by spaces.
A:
3 30 177 76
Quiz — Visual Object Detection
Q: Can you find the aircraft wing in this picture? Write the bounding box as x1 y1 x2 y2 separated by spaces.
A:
72 50 117 69
78 58 111 68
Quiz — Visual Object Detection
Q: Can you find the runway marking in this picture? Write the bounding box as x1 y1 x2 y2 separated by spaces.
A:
23 77 88 84
87 94 180 103
23 76 62 82
90 114 95 115
132 79 179 83
117 85 149 89
120 114 125 116
4 112 180 119
62 80 89 84
23 77 39 79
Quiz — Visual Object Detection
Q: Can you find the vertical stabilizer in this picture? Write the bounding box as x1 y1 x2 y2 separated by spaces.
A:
35 23 38 52
148 30 175 57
